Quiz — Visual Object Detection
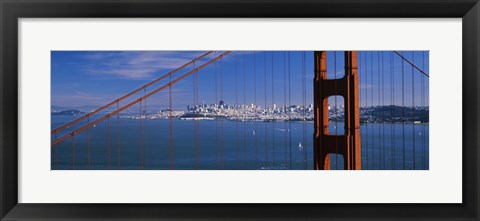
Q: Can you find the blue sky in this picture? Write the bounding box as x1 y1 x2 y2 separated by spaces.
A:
51 51 429 110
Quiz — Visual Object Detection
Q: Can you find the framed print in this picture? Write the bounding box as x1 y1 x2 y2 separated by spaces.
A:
1 0 479 220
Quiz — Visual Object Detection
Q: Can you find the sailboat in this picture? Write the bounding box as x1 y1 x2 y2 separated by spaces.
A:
298 142 303 151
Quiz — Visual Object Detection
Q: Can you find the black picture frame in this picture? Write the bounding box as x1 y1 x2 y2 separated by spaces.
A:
1 0 479 220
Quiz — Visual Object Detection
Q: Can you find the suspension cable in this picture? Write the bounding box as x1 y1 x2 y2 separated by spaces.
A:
412 52 416 170
370 52 376 169
391 51 396 170
402 51 406 170
144 87 148 168
393 51 429 78
51 52 231 147
87 117 90 169
334 51 338 169
169 70 173 169
220 52 224 169
364 52 372 170
360 52 366 169
235 52 239 165
377 52 381 170
52 51 214 136
243 52 247 168
72 136 75 170
283 52 287 168
54 134 58 169
302 52 307 169
272 52 276 168
264 52 268 168
194 60 199 169
288 52 292 170
253 52 258 169
422 52 426 169
117 102 120 169
381 52 385 169
108 117 111 169
140 99 143 168
215 52 219 169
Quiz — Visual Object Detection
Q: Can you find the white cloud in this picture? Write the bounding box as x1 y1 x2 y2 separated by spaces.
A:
79 51 207 80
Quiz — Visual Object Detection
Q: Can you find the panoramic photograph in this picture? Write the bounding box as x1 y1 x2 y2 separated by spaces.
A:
51 51 429 170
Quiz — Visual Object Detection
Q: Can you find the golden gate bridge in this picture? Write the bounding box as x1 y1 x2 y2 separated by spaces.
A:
51 51 429 170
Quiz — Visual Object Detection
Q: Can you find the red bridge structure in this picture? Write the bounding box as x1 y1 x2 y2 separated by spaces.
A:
51 51 429 170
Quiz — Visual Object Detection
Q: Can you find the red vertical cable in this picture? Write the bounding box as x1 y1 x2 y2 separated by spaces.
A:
288 52 292 169
422 52 426 169
54 134 58 169
360 52 365 169
264 52 268 168
377 52 381 170
169 74 173 169
304 52 308 169
235 52 239 165
214 52 219 169
382 52 385 169
401 51 406 170
243 52 247 168
87 117 90 170
196 61 200 168
272 52 275 168
370 52 374 169
117 102 120 169
391 52 396 169
87 116 90 169
220 53 224 169
364 52 372 169
108 117 111 169
144 87 148 168
283 52 287 167
140 99 143 168
254 52 258 169
334 51 338 169
193 60 198 169
72 136 75 170
302 52 307 169
197 62 200 168
412 52 416 170
360 52 364 168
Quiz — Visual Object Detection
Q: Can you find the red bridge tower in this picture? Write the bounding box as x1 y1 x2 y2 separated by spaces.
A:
313 51 361 170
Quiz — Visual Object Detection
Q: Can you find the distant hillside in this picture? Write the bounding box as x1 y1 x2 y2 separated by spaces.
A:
51 105 100 112
364 105 429 123
51 110 85 116
330 105 429 123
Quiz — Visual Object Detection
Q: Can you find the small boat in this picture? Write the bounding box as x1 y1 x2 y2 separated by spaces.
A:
252 130 256 136
298 142 303 150
93 124 96 128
